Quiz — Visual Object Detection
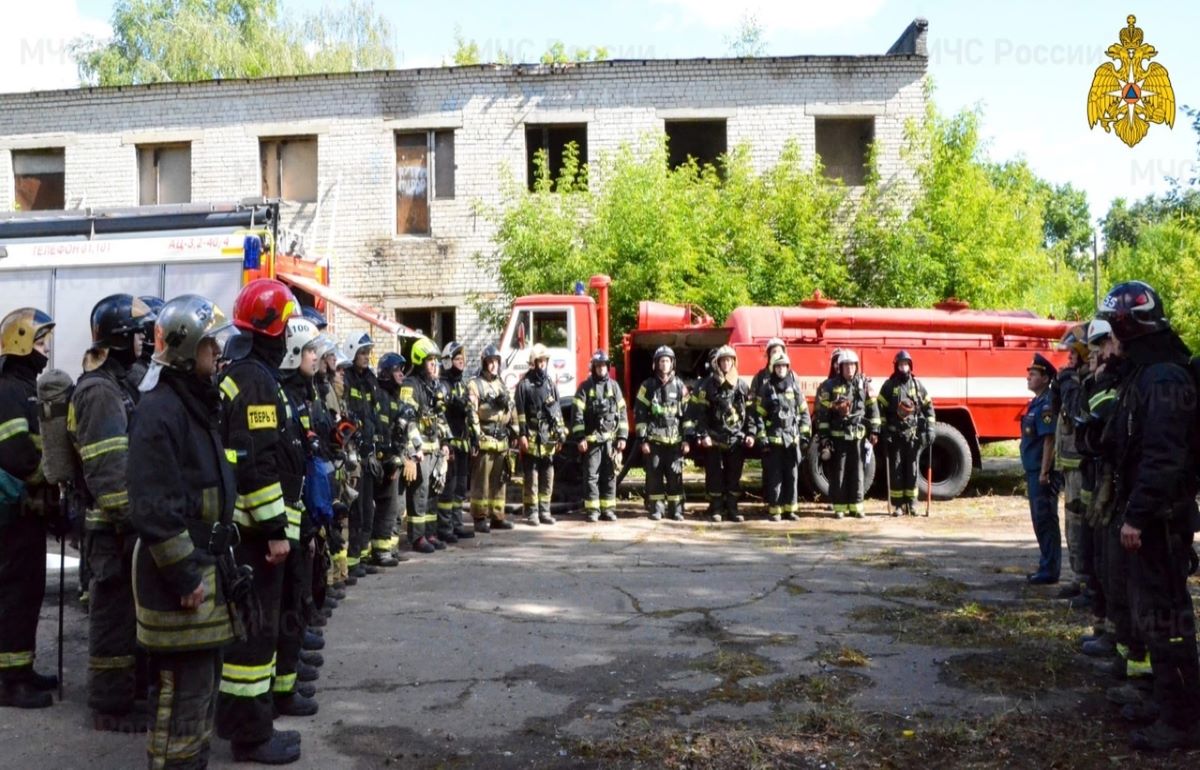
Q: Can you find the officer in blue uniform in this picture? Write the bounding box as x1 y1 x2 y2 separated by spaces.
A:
1021 353 1060 584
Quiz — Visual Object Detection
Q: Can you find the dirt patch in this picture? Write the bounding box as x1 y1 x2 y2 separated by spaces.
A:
811 644 872 668
881 575 969 605
853 547 931 570
850 598 1080 650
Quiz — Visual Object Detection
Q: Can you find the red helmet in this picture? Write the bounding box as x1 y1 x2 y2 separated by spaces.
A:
233 279 298 338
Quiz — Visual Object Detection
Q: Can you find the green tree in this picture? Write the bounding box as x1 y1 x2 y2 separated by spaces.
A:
451 24 481 66
540 41 609 65
726 13 766 57
1103 220 1200 350
72 0 395 86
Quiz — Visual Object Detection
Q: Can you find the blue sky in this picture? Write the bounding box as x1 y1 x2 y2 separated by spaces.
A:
7 1 1199 221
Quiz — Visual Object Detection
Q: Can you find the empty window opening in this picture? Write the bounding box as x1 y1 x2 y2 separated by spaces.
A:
525 124 587 191
665 120 727 170
815 117 875 186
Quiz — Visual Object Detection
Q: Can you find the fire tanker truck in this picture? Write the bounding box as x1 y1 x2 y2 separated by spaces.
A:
498 276 1072 501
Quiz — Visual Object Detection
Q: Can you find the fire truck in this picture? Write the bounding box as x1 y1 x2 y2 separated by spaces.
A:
499 276 1072 501
0 200 417 377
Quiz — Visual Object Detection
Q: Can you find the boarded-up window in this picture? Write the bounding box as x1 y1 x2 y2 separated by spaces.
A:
261 136 318 202
137 144 191 205
395 130 455 235
13 149 64 211
525 124 587 191
665 120 727 170
396 307 455 346
815 118 875 186
396 133 430 235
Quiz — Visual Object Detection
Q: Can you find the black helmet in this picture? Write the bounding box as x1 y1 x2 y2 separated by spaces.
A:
301 305 328 331
481 344 502 364
378 352 406 378
591 350 610 366
894 350 913 369
653 345 675 363
441 340 465 363
1097 281 1169 341
91 294 156 350
138 296 165 335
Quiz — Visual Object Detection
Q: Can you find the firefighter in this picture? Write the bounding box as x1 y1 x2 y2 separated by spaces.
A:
748 337 786 400
375 352 420 560
572 350 628 522
0 307 57 710
274 316 323 718
342 331 382 578
877 351 935 517
127 295 239 769
515 343 566 525
634 346 692 521
1021 352 1060 585
754 351 811 522
1098 281 1200 751
72 293 156 731
467 344 517 531
308 336 346 606
328 352 359 586
400 337 451 552
126 295 164 390
213 279 302 765
1055 325 1090 600
438 342 475 539
690 345 754 522
815 350 879 519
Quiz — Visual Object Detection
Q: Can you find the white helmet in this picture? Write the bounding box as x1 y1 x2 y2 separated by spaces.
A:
529 343 550 362
1087 319 1113 345
314 333 337 360
344 330 373 359
282 317 321 370
837 349 860 366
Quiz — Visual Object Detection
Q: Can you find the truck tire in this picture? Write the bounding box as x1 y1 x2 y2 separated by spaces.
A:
804 440 877 502
916 422 972 501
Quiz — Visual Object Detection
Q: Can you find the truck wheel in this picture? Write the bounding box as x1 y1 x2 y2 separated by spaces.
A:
916 423 972 501
805 441 877 502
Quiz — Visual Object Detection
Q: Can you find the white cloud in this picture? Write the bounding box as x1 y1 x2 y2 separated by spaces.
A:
0 1 110 94
652 0 886 32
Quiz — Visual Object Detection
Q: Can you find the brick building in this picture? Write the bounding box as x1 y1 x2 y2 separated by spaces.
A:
0 19 928 351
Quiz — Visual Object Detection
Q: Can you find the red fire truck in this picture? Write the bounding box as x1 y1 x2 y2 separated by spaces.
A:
498 276 1072 501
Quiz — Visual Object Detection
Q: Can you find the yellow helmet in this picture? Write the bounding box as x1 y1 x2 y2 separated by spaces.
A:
0 307 55 357
1058 324 1090 361
409 337 440 367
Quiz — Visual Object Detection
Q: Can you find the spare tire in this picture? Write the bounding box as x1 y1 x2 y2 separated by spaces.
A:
915 422 973 501
804 439 877 501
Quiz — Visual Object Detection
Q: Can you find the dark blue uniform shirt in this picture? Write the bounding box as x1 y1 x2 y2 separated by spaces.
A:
1020 389 1057 474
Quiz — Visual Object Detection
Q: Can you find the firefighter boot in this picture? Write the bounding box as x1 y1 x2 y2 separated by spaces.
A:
275 693 319 717
232 731 302 765
0 679 52 709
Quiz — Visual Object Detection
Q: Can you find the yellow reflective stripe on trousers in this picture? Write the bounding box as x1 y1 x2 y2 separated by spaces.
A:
0 650 34 668
148 530 194 568
90 655 136 670
371 538 392 551
219 655 275 697
272 672 297 694
149 669 175 770
79 435 128 461
0 417 29 442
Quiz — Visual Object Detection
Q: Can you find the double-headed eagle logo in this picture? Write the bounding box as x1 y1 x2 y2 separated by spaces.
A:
1087 15 1174 148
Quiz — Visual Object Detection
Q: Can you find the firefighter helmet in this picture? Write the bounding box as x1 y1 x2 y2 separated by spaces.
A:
378 352 406 378
410 337 441 367
153 295 235 371
1087 319 1113 346
441 340 465 363
653 345 675 363
765 337 785 354
529 343 551 362
1057 324 1090 361
894 350 913 367
232 279 297 338
591 349 610 365
138 296 165 337
281 317 321 370
91 294 156 350
0 307 54 357
837 349 860 366
769 351 789 368
1098 280 1169 341
715 345 737 364
481 344 502 364
314 334 337 360
301 305 328 331
344 331 373 360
